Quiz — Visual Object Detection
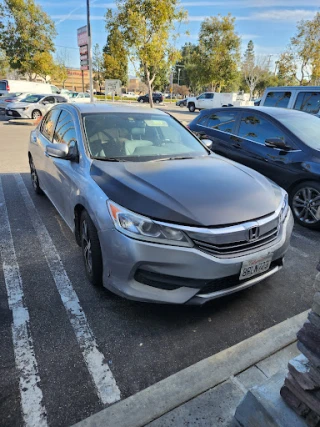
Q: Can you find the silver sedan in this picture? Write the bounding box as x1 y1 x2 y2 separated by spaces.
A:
28 103 293 305
6 93 68 119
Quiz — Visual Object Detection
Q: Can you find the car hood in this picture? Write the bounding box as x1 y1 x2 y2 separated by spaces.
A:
90 156 282 227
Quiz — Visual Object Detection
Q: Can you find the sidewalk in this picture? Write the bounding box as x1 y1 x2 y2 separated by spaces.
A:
74 310 308 427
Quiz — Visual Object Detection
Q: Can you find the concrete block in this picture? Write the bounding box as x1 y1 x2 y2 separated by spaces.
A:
281 385 310 417
256 343 300 378
313 302 320 318
236 366 268 390
309 312 320 331
297 322 320 358
285 373 320 416
289 354 320 390
314 274 320 293
298 342 320 369
234 372 307 427
147 379 245 427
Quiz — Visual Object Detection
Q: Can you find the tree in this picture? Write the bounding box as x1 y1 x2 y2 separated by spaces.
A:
275 51 298 85
0 49 9 77
242 40 268 99
53 50 69 88
106 0 186 107
290 12 320 84
0 0 57 79
103 27 128 86
198 14 241 92
92 44 105 92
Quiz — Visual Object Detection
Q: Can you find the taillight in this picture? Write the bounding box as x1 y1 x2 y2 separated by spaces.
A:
5 99 12 102
6 84 10 91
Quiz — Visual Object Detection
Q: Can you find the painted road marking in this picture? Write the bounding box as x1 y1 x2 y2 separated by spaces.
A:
0 177 48 427
15 174 121 405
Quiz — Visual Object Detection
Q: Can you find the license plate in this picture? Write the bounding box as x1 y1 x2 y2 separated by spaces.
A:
239 255 272 280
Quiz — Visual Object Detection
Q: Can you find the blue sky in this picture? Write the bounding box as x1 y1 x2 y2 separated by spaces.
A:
39 0 319 72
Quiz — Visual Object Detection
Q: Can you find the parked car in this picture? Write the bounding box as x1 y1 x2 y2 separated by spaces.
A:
6 94 68 119
176 98 188 107
28 104 292 305
259 86 320 116
186 92 253 112
69 92 96 103
188 106 320 229
137 93 163 104
0 92 31 114
0 79 59 96
122 92 136 98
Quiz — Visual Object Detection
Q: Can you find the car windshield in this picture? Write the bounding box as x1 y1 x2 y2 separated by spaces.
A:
20 95 43 103
70 92 79 98
276 112 320 151
82 112 209 161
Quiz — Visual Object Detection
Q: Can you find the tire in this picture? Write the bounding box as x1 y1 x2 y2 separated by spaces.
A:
80 210 103 286
32 109 42 120
290 181 320 229
188 103 196 112
155 99 160 104
139 99 144 103
29 156 43 195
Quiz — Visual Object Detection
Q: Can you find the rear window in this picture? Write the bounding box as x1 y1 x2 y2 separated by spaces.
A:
264 91 291 108
294 92 320 115
0 81 7 91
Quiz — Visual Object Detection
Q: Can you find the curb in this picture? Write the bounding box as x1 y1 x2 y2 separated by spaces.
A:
73 310 308 427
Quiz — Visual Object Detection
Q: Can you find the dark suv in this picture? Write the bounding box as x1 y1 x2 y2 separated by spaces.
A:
137 93 163 104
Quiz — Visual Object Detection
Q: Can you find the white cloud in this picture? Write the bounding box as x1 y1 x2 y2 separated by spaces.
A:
53 14 105 21
237 9 317 21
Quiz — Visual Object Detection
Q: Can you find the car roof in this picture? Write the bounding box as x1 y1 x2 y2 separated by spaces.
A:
65 103 168 115
198 106 310 119
265 86 320 91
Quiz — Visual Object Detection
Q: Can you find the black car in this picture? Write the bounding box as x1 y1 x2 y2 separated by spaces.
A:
188 107 320 229
137 93 163 104
176 98 188 107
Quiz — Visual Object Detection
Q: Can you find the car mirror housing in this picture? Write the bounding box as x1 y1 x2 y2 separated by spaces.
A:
265 138 292 150
46 143 70 159
202 139 213 150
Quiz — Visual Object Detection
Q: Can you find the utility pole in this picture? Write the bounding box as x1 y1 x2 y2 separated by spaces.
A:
86 0 94 102
177 68 181 86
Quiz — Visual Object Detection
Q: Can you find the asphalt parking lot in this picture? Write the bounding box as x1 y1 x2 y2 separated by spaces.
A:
0 108 319 427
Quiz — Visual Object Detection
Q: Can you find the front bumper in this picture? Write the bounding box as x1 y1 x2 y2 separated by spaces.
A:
99 210 294 305
5 109 31 119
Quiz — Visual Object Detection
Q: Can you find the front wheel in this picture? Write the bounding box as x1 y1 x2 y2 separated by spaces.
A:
32 109 42 120
290 181 320 229
29 157 43 195
155 99 160 104
139 99 144 103
188 103 196 112
80 210 103 286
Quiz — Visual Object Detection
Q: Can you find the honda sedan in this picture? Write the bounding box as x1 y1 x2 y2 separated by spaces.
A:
28 104 293 304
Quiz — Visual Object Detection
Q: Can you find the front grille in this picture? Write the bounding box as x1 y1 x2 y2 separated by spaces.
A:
198 258 283 295
6 110 21 118
193 226 279 258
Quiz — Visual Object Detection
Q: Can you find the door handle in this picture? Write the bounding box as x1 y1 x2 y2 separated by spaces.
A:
232 143 241 149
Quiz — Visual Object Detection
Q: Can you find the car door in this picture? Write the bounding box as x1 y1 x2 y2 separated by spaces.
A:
45 109 80 225
34 108 62 193
196 93 206 109
234 111 303 189
41 95 56 114
192 110 243 161
203 93 214 109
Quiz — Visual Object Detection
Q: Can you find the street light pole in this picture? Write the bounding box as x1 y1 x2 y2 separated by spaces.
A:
177 68 181 86
86 0 94 102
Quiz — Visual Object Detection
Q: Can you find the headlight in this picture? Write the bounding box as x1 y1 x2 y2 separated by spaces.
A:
280 194 289 223
107 201 193 247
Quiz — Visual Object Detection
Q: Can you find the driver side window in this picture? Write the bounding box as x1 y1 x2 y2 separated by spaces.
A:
197 94 205 99
238 114 286 145
40 110 61 142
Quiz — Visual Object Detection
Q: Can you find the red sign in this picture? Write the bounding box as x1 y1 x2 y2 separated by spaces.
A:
80 45 88 55
77 26 88 47
81 65 89 71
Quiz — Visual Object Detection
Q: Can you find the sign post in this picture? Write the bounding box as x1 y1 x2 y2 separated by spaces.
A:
77 26 89 93
86 0 94 102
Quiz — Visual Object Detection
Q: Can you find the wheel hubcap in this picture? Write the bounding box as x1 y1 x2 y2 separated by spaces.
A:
82 220 93 274
292 187 320 224
33 111 40 119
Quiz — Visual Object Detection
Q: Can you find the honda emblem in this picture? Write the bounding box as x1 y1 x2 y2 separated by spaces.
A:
248 226 259 242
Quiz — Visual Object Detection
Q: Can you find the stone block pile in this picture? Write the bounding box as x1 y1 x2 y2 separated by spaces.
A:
281 266 320 427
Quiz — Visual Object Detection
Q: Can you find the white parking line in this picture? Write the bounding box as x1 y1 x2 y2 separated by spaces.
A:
0 177 48 427
15 174 121 405
288 245 309 259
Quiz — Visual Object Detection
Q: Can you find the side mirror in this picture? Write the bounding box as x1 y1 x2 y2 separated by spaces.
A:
42 101 49 105
46 143 69 159
265 138 292 150
202 139 213 150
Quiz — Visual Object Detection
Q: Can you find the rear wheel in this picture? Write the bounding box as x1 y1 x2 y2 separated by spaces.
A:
188 103 196 112
139 99 144 103
155 99 160 104
290 181 320 229
32 109 42 120
80 210 103 286
29 156 43 195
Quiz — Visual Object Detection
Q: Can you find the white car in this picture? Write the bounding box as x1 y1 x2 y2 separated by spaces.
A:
5 93 68 119
0 92 31 114
69 92 96 103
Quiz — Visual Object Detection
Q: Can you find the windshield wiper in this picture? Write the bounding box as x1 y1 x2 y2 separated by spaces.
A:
94 157 127 162
150 156 205 162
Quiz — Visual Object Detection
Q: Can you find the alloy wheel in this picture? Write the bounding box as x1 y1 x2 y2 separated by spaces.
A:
292 187 320 224
82 220 93 275
30 160 39 191
32 110 41 119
